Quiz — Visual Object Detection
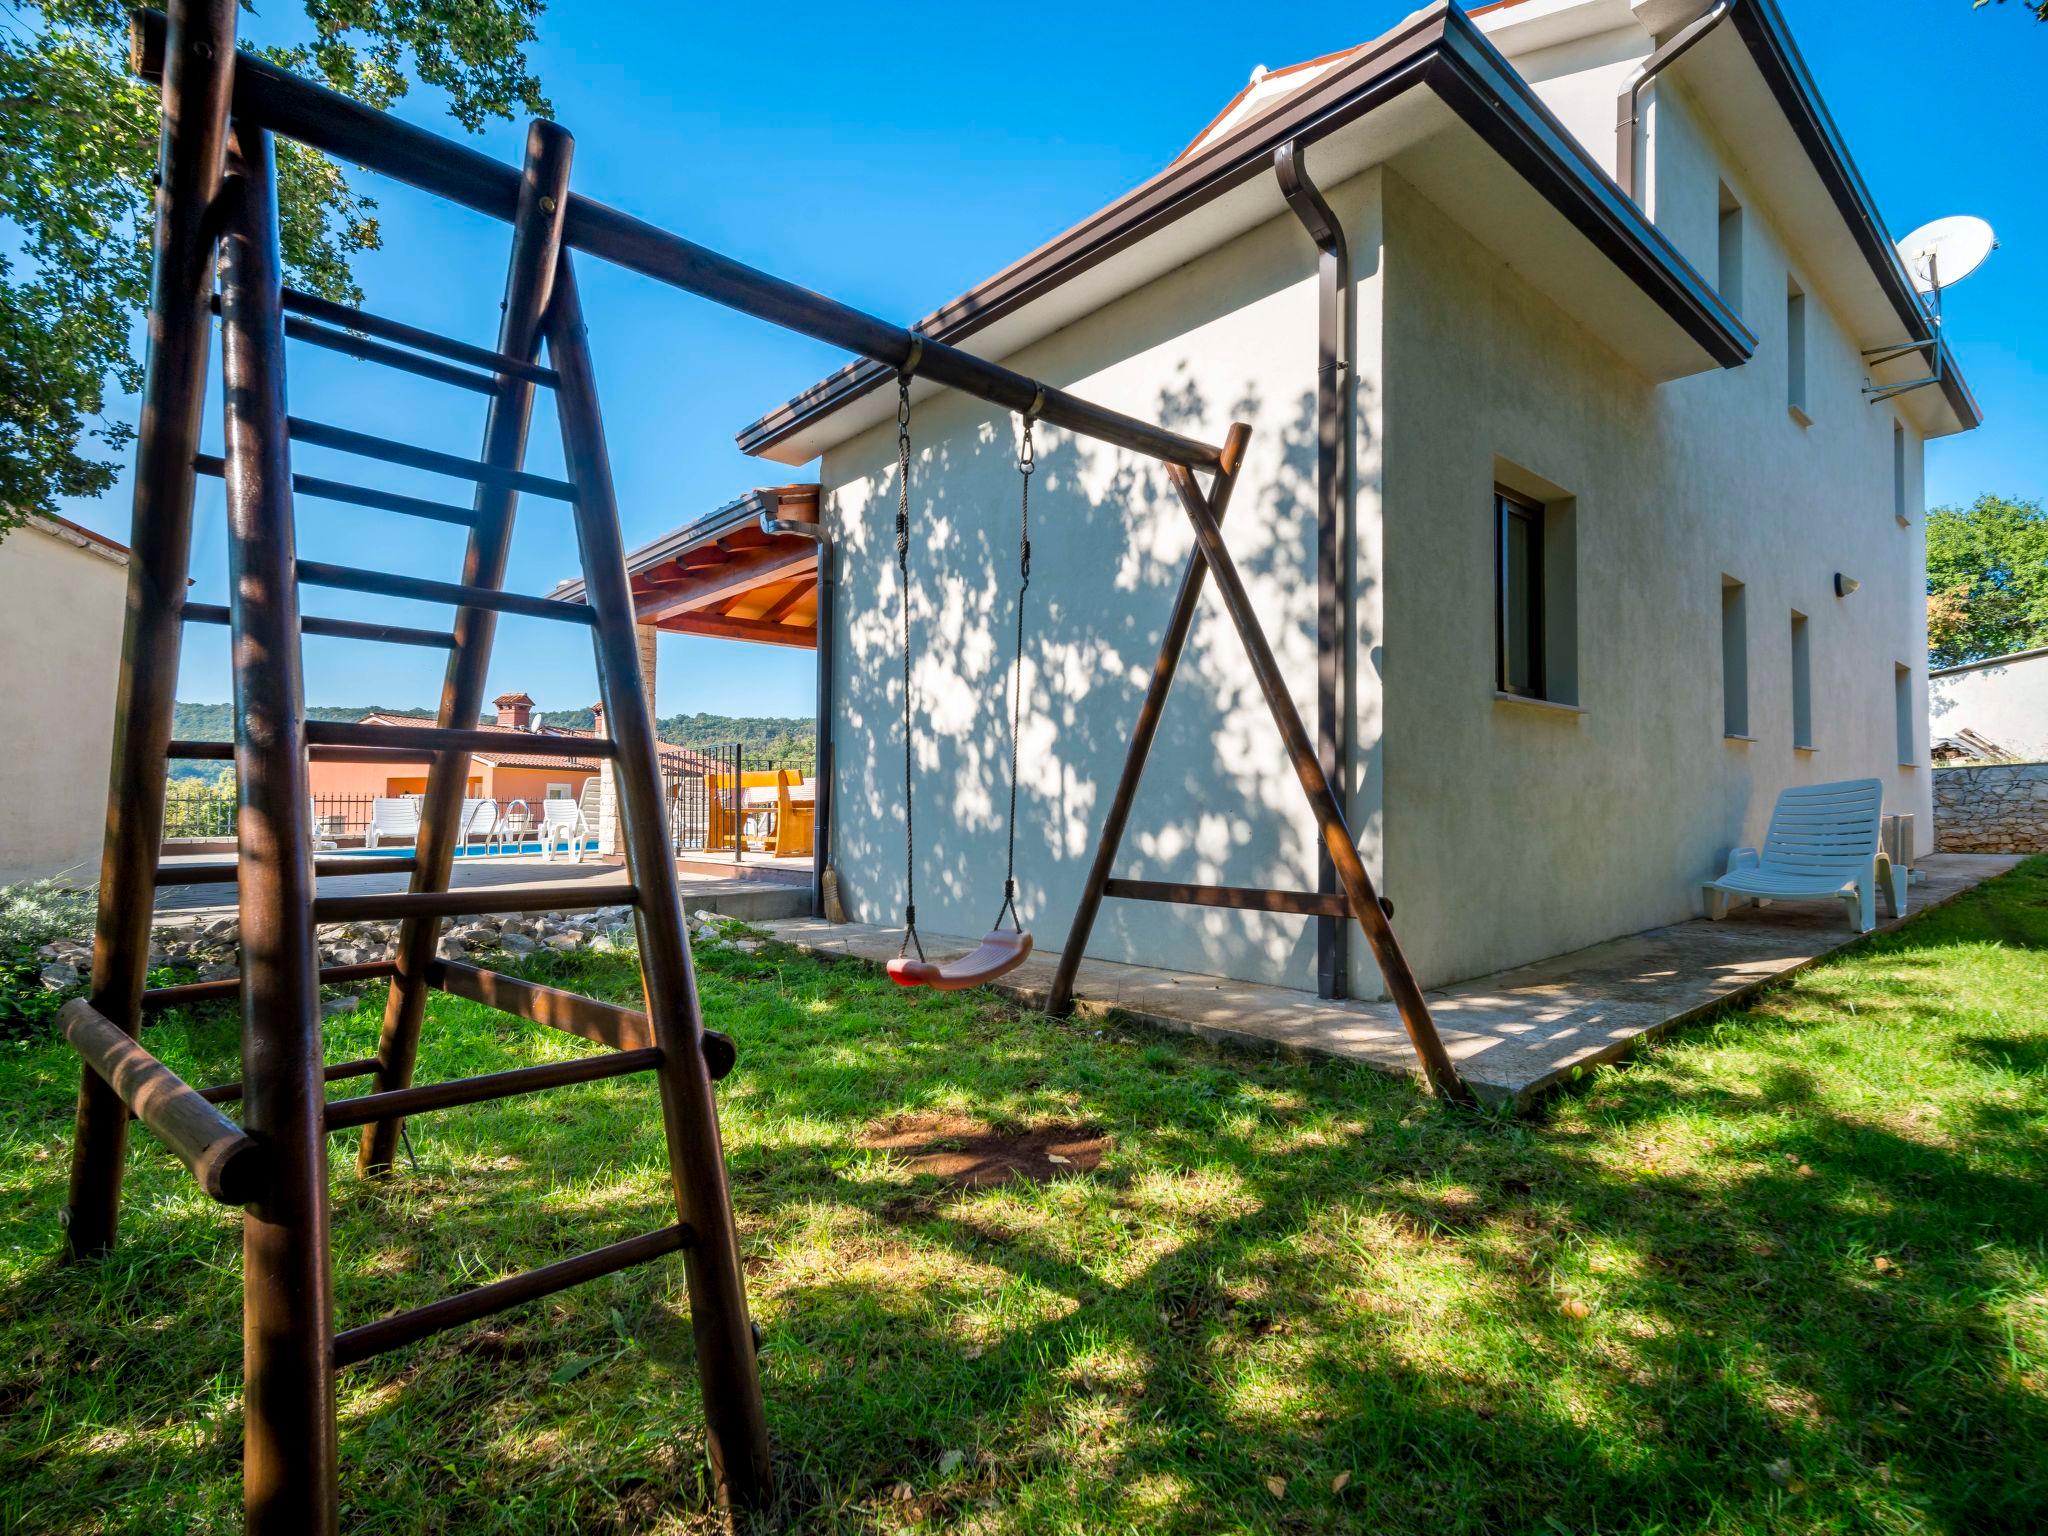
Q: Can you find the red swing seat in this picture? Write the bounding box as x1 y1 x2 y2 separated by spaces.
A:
886 929 1033 991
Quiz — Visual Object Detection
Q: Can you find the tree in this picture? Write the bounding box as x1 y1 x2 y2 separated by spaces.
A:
1 1 550 538
1975 1 2048 20
1925 493 2048 667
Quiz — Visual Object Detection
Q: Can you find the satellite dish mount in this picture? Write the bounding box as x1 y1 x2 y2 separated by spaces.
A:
1864 214 1995 405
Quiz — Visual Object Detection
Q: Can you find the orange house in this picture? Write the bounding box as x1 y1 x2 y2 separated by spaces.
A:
304 692 604 813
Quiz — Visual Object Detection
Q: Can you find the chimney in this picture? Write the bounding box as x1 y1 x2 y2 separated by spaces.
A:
590 700 606 737
492 691 534 730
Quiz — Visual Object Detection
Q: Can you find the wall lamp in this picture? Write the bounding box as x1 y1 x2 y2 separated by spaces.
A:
1834 573 1861 598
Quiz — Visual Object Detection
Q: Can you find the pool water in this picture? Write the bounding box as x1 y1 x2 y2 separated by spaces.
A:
324 839 601 858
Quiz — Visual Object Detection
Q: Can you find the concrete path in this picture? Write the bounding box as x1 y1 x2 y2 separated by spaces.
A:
755 853 2024 1110
152 854 812 925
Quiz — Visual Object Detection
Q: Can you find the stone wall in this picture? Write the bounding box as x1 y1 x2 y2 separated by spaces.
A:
1933 764 2048 853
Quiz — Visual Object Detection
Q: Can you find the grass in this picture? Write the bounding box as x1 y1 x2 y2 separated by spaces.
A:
2 862 2046 1534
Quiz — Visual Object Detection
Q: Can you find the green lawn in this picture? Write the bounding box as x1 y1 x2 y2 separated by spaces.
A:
3 863 2045 1534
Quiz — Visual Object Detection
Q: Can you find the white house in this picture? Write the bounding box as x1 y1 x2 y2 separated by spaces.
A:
735 0 1979 998
0 514 130 884
1929 647 2048 763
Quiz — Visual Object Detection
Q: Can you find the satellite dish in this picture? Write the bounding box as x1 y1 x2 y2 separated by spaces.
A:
1896 215 1996 295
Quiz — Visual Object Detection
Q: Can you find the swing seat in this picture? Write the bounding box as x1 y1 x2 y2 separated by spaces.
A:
886 929 1033 991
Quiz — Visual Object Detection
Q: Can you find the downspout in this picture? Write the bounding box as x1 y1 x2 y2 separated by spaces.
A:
1274 139 1353 1001
758 497 833 919
1615 2 1733 204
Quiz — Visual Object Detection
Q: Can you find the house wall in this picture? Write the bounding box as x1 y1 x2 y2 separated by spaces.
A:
1928 650 2048 763
1377 76 1932 985
0 520 128 884
816 173 1392 987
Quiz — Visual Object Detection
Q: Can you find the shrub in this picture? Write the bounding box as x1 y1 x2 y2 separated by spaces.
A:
0 879 96 1040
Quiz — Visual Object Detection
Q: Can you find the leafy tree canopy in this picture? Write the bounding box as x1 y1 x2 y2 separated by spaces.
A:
1925 493 2048 667
1975 0 2048 20
1 0 549 537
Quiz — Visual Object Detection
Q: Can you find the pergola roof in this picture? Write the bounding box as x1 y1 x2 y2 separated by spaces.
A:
551 484 822 649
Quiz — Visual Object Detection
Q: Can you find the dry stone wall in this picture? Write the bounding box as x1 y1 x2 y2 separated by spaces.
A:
1933 764 2048 853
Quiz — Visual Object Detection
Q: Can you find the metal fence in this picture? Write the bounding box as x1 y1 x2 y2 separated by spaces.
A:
163 786 381 840
661 742 812 858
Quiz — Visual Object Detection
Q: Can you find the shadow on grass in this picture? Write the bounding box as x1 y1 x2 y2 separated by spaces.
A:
1 860 2044 1532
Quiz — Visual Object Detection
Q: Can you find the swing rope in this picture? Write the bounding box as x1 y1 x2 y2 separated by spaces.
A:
994 408 1035 933
895 372 924 963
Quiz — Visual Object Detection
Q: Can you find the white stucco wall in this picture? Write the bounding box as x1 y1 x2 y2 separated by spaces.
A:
818 174 1391 988
807 16 1940 997
0 519 128 885
1378 85 1932 986
1929 650 2048 763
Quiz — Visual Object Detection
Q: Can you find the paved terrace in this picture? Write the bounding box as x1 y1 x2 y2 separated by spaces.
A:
756 854 2024 1110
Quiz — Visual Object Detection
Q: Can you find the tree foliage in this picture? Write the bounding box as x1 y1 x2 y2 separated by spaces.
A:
1974 0 2048 21
1 1 549 537
1925 493 2048 667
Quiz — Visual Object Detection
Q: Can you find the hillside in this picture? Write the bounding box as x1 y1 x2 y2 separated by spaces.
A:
169 703 816 777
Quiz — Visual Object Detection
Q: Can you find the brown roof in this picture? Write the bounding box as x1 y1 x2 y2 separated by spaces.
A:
356 712 720 776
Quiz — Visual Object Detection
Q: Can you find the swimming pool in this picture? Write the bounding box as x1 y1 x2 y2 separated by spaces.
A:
323 839 602 858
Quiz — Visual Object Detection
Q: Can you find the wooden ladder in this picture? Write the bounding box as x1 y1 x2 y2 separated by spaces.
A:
59 105 770 1531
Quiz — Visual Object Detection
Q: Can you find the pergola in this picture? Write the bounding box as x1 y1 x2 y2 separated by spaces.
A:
554 485 821 648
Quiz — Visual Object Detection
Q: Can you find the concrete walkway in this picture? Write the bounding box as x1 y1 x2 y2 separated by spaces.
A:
152 854 812 925
756 853 2024 1110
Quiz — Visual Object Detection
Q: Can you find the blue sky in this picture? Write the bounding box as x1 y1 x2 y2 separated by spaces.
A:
57 0 2044 720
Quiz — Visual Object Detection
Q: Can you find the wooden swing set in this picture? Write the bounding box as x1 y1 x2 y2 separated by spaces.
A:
62 4 1469 1529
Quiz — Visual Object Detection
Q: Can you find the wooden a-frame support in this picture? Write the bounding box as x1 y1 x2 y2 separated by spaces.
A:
1045 426 1473 1106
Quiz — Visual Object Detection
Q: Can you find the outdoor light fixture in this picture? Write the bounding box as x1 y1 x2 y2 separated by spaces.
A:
1834 573 1861 597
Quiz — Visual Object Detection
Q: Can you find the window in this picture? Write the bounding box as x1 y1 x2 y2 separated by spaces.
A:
1786 276 1809 423
1894 664 1914 765
1893 420 1909 524
1721 577 1749 737
1717 183 1744 313
1496 488 1545 698
1790 610 1813 748
546 782 573 800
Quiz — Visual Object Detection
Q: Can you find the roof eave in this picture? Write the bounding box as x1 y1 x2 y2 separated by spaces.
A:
1725 0 1979 432
734 1 1752 464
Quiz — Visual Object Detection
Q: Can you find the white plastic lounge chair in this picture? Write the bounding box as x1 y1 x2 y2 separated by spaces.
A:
364 796 422 850
455 798 498 857
1703 778 1905 933
537 799 586 862
310 797 339 853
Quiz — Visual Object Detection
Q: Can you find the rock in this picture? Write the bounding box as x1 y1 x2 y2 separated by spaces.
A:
197 961 239 982
201 916 239 943
542 933 582 952
729 939 762 955
498 933 536 955
321 995 360 1018
39 962 80 992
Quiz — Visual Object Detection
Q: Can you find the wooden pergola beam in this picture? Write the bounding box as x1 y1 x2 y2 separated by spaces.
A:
635 544 816 622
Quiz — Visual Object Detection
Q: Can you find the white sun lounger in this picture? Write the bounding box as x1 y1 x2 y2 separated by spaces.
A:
1704 778 1905 933
364 796 422 850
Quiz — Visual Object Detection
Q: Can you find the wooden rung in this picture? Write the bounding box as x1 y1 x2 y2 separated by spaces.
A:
284 315 501 394
1101 878 1353 919
322 1046 663 1131
166 737 517 766
197 454 485 529
333 1225 691 1368
141 960 400 1011
312 886 639 924
198 1056 382 1106
61 998 264 1204
427 959 736 1078
181 601 456 650
303 720 612 758
296 559 596 625
278 286 559 388
158 858 419 886
286 417 577 501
